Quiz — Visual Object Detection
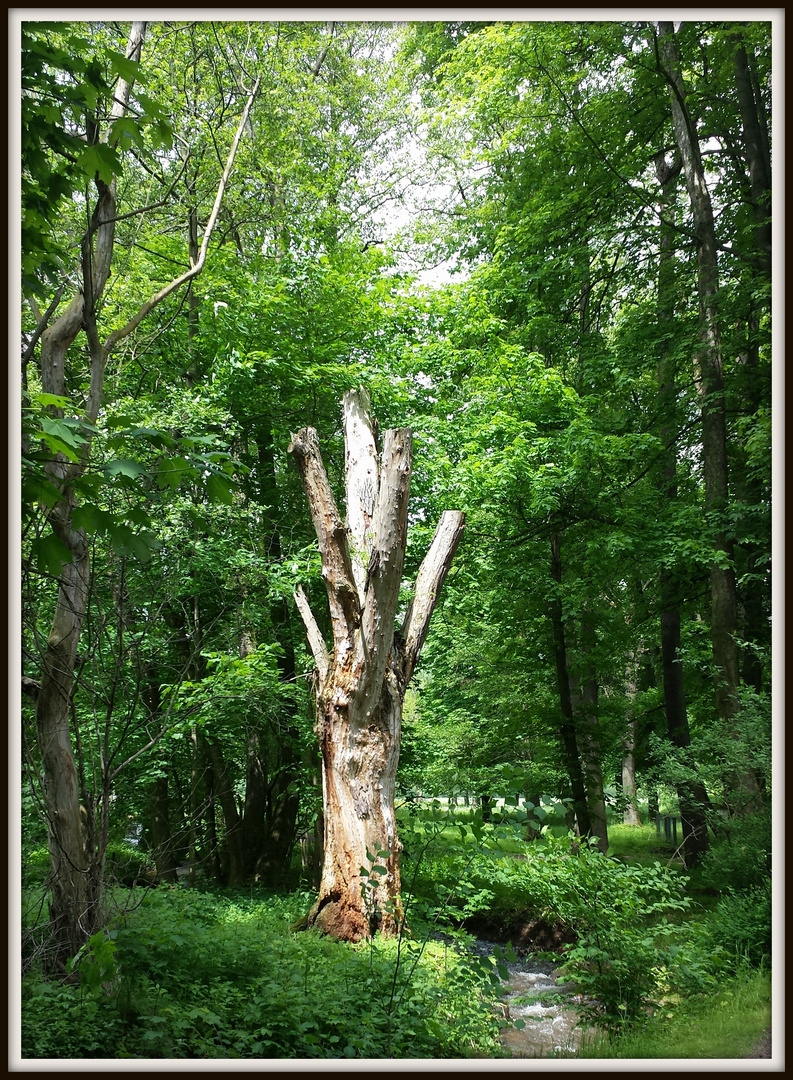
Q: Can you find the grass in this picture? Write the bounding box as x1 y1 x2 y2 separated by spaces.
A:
605 822 680 863
577 966 771 1059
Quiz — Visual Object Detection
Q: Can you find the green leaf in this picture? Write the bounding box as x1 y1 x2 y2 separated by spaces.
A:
205 472 235 505
155 456 192 490
75 144 122 184
71 504 113 535
107 50 141 84
30 533 73 576
30 392 71 410
107 116 144 150
102 458 148 479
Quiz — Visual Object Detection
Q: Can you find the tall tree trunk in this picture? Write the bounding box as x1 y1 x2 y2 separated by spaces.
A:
655 150 711 867
31 29 258 958
289 389 464 941
657 22 741 731
204 736 246 886
729 29 772 275
621 654 642 827
250 418 302 883
33 23 146 963
569 619 608 855
548 534 592 839
150 775 178 884
186 727 203 886
141 670 178 883
240 728 267 877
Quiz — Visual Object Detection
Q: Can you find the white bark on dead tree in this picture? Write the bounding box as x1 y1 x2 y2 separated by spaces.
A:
289 389 464 941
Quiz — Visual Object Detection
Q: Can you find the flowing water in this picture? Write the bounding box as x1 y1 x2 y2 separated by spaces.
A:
469 938 596 1059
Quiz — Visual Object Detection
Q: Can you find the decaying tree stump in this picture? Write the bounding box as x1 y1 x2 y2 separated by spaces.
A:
289 388 465 941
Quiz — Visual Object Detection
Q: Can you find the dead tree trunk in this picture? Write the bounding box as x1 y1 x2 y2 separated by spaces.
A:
288 388 465 941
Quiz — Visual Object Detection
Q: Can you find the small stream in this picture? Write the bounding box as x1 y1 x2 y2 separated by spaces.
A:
469 938 596 1058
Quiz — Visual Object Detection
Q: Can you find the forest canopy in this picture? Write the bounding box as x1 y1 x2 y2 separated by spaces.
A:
15 14 776 1062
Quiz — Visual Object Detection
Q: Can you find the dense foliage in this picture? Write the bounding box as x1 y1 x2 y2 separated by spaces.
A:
18 14 774 1061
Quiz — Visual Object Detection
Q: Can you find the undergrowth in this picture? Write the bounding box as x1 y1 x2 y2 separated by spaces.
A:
577 964 772 1059
21 887 505 1059
20 804 773 1059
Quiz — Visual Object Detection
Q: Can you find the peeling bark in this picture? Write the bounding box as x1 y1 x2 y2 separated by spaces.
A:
289 389 464 941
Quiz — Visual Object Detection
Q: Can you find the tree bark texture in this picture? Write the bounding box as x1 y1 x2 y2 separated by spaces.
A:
204 735 246 886
289 389 464 941
569 620 609 856
621 720 642 828
729 29 772 275
30 24 263 956
150 775 178 884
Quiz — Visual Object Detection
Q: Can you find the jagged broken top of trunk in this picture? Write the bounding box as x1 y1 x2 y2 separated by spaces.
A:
288 388 465 703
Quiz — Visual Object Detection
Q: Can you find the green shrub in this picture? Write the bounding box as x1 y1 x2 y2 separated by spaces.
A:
105 843 153 886
548 840 693 1031
702 879 772 968
22 887 505 1058
698 810 772 894
22 847 50 887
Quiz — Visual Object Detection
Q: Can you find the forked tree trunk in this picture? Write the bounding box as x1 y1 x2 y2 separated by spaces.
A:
34 24 146 963
289 389 465 941
31 25 260 961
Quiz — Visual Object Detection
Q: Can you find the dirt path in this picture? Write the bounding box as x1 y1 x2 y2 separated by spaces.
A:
745 1028 772 1058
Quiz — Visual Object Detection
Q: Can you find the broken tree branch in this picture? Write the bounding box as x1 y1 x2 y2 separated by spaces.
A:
402 510 466 682
102 75 261 357
294 585 330 683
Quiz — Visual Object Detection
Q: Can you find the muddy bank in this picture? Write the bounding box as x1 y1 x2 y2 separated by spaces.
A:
463 913 577 954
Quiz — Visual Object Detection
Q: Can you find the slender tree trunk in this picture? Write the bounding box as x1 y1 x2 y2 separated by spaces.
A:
204 759 222 883
185 728 202 885
300 752 325 888
730 30 772 275
30 28 258 958
657 22 741 731
251 419 302 883
150 776 178 884
730 29 772 696
289 389 464 941
655 149 712 867
141 671 178 883
33 24 146 962
204 736 246 886
621 659 642 830
240 728 267 877
569 621 609 855
548 534 592 839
